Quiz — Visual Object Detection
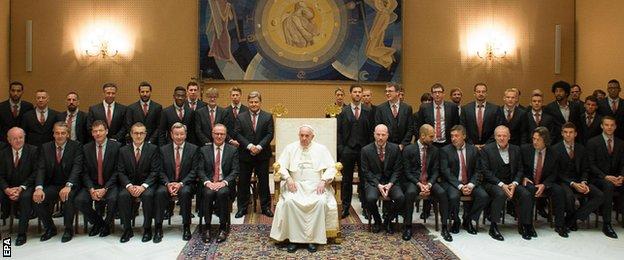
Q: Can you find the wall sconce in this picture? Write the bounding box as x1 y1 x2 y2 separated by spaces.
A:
85 38 118 58
466 25 514 61
477 40 507 60
78 22 130 59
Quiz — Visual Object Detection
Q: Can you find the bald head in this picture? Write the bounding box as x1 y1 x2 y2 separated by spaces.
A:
374 124 389 146
419 124 435 145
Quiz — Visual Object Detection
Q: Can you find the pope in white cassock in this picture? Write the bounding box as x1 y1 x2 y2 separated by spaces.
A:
270 125 338 253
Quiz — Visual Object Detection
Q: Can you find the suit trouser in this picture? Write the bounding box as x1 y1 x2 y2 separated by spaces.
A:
34 185 78 231
238 157 270 210
441 182 489 222
560 183 604 221
118 186 164 230
591 178 624 224
483 183 533 225
0 187 34 234
155 185 193 225
75 186 119 227
340 146 364 209
525 184 566 227
365 184 404 223
403 182 449 225
203 186 232 228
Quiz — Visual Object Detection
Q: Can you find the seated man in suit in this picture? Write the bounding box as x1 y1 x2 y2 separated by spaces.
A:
479 125 531 241
586 116 624 238
117 122 163 243
521 127 567 238
87 83 128 143
360 124 405 234
32 122 83 243
403 124 452 242
56 92 88 144
0 127 37 246
554 122 604 233
440 125 488 236
22 89 58 147
270 125 338 253
195 87 231 145
75 120 122 237
198 123 238 243
127 81 163 144
156 122 200 241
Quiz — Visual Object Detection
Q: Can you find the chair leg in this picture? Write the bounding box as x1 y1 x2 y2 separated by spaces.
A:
74 212 80 234
434 201 439 231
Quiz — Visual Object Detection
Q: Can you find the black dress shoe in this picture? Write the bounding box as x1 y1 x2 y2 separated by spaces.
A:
89 225 102 237
40 228 57 241
153 227 163 243
99 226 111 237
384 219 395 234
463 220 477 235
340 208 350 219
555 227 569 238
441 226 453 242
61 230 73 243
235 209 246 219
567 220 578 232
286 243 298 253
402 228 413 241
261 208 274 217
15 233 26 246
371 222 382 233
142 228 153 242
603 223 618 238
307 243 317 253
183 225 192 241
528 225 538 238
120 229 134 243
216 230 228 243
489 223 504 241
450 220 461 234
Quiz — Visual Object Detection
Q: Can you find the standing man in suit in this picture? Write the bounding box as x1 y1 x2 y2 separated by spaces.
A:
496 88 527 146
580 95 603 144
544 81 583 143
461 83 498 148
570 84 584 104
525 92 556 144
403 124 452 241
127 81 163 144
418 83 460 148
586 116 624 238
225 86 248 147
56 92 88 144
117 122 163 243
199 123 239 243
375 83 413 149
479 125 531 241
87 83 128 143
360 124 405 234
32 122 83 243
75 120 121 238
196 87 231 145
450 88 463 116
0 127 37 246
0 81 34 142
337 85 373 218
186 81 206 111
554 122 604 234
439 125 488 236
325 88 348 118
362 88 377 116
598 79 624 140
159 86 196 145
156 122 200 241
234 91 274 218
22 89 58 147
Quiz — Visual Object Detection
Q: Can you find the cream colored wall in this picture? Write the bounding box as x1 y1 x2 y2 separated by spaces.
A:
576 0 624 96
0 0 9 100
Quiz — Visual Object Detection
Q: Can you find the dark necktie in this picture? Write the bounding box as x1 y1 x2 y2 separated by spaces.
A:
175 145 182 181
214 147 221 182
534 150 544 184
97 144 104 185
420 145 428 184
459 148 468 185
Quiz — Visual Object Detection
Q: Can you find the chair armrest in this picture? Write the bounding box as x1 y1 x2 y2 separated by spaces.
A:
273 162 281 200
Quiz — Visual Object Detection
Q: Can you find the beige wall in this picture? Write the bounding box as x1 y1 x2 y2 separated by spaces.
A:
576 0 624 96
9 0 574 114
0 0 8 100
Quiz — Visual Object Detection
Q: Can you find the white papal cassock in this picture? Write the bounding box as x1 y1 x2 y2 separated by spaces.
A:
269 141 338 244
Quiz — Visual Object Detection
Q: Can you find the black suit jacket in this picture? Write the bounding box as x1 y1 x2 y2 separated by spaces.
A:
417 101 460 144
56 110 89 144
0 144 38 190
440 143 480 188
36 140 83 187
478 142 524 185
0 100 34 141
403 142 440 186
159 142 200 186
495 106 528 146
82 139 121 190
461 101 498 145
544 101 583 141
224 104 248 140
597 98 624 139
186 99 206 111
234 110 274 161
195 106 232 145
579 113 603 145
159 104 196 145
87 102 128 142
360 142 403 187
116 143 162 187
375 101 414 145
21 108 59 147
337 105 374 155
524 110 556 144
586 135 624 180
552 141 588 184
126 100 163 144
198 143 239 186
520 144 559 188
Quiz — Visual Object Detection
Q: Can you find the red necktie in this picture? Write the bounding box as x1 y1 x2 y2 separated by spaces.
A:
535 113 541 125
534 150 544 184
12 105 18 118
210 109 216 128
391 104 398 118
143 103 149 116
378 146 384 162
56 146 63 164
39 111 46 125
587 114 593 126
233 106 238 118
177 107 184 120
476 105 483 138
175 146 181 181
608 138 613 155
420 145 428 184
106 104 113 127
459 148 468 185
354 106 360 120
66 113 74 129
506 109 513 121
97 144 104 185
252 113 258 133
567 145 574 159
13 150 19 168
135 147 141 163
435 106 442 140
213 147 221 182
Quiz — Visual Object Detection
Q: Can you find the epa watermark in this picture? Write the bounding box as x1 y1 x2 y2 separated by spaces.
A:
1 236 10 257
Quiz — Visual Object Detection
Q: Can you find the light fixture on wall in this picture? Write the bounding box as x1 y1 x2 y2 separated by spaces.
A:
477 40 507 60
85 38 118 58
78 21 131 59
466 25 514 61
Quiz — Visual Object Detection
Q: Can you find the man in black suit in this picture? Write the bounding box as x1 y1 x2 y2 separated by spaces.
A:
479 125 531 241
159 86 196 146
521 127 567 238
554 122 604 234
186 81 206 111
22 89 58 147
598 79 624 140
156 122 200 241
580 95 603 145
117 122 164 243
570 84 583 104
56 92 88 144
0 127 37 246
544 81 583 143
460 83 498 147
337 85 373 218
450 88 463 116
0 81 34 142
525 92 556 144
496 88 527 146
32 122 83 243
75 120 121 238
360 124 405 234
362 88 377 116
225 86 248 147
87 83 128 143
375 83 413 149
440 125 488 236
403 124 452 241
325 88 348 118
418 83 460 147
585 116 624 238
126 81 163 144
199 123 239 243
196 87 231 145
234 91 274 218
